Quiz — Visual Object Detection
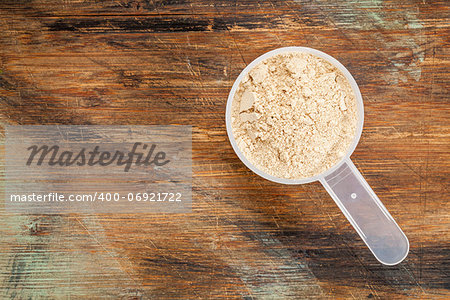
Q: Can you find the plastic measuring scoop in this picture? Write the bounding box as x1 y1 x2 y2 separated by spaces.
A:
225 47 409 265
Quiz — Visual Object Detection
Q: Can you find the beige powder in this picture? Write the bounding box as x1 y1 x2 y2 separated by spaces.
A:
231 51 358 179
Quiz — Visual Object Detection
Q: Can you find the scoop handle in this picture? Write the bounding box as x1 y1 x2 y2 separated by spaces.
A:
320 159 409 265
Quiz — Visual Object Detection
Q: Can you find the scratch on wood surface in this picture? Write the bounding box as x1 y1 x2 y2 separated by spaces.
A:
194 190 326 297
211 0 247 66
75 216 145 295
142 242 202 298
256 1 283 46
401 264 427 295
364 144 448 193
296 0 425 83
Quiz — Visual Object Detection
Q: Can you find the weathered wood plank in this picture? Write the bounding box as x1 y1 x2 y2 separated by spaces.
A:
0 0 448 298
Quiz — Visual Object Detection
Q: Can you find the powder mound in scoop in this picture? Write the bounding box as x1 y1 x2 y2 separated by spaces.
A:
231 51 358 179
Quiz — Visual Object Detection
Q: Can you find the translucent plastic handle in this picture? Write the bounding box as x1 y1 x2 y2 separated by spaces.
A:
320 159 409 265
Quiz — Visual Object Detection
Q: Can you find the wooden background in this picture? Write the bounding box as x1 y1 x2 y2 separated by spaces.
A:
0 0 449 299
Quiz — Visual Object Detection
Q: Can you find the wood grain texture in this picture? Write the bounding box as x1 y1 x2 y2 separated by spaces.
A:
0 0 449 299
